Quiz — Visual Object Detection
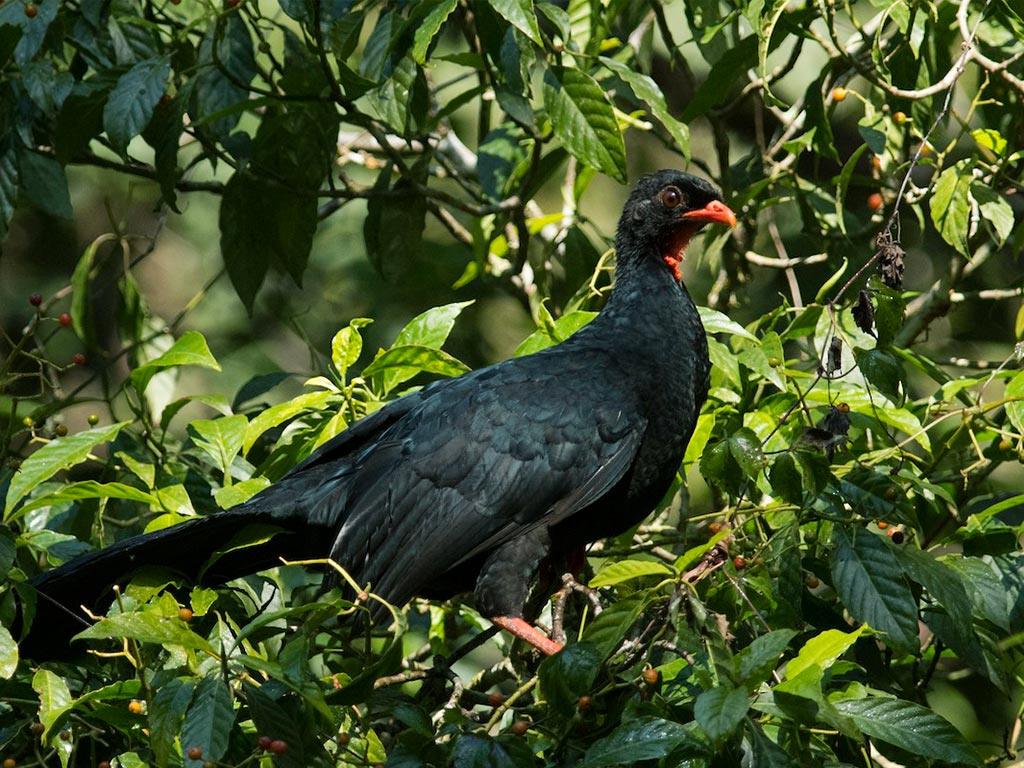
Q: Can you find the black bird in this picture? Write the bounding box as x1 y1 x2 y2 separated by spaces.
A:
23 170 736 658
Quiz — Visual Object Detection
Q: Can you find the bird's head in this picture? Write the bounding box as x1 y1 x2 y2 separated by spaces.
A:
617 170 738 281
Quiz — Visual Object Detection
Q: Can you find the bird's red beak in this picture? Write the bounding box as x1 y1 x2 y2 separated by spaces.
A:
681 199 738 228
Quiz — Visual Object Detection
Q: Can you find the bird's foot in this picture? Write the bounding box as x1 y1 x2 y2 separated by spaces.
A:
491 616 563 655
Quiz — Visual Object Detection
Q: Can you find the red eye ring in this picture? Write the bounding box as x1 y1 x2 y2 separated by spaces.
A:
660 186 682 208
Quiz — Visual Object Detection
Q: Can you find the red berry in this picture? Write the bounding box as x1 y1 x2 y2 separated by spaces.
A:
30 723 44 736
73 353 87 365
577 695 592 711
867 193 884 211
24 3 37 18
510 720 529 736
160 93 173 106
99 763 111 768
269 740 288 755
708 522 723 534
336 733 351 747
733 556 747 570
486 692 504 707
29 293 42 307
186 746 203 760
59 312 72 327
806 575 820 588
226 0 240 6
257 735 272 751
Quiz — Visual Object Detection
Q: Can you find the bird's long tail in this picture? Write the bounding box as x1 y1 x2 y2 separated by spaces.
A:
21 505 331 660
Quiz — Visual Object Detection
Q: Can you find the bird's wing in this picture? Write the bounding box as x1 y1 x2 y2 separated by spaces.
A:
302 358 647 605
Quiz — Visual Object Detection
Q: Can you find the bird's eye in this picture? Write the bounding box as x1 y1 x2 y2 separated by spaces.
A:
660 186 683 208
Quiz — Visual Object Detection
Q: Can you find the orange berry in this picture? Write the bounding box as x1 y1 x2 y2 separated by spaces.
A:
4 758 16 768
733 556 747 570
832 87 847 102
893 111 907 124
336 733 351 747
128 700 143 714
642 668 660 685
806 575 820 588
871 155 882 171
577 695 592 711
178 607 193 622
836 402 850 413
876 521 889 530
867 192 884 211
708 521 723 534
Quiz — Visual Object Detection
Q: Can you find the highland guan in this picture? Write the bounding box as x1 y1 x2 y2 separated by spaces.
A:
22 170 736 658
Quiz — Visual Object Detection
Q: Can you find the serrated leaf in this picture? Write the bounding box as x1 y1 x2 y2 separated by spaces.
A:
5 422 130 518
931 162 972 256
542 65 626 182
589 559 673 587
831 526 918 653
694 685 749 744
583 717 708 766
832 697 981 766
488 0 543 45
103 57 171 154
181 675 235 767
131 331 221 393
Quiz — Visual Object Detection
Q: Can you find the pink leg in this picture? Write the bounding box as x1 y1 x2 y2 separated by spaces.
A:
491 616 563 655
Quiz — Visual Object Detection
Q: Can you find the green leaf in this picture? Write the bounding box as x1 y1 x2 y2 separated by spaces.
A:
931 161 972 256
1005 372 1024 434
103 57 171 155
181 675 235 767
853 347 904 403
242 390 335 454
214 477 271 509
75 611 216 653
757 0 790 107
5 422 130 518
515 310 597 356
364 165 429 282
831 526 918 653
785 626 867 680
694 685 749 744
0 624 17 679
598 57 689 159
362 345 471 394
542 65 626 183
33 669 73 765
130 331 221 394
190 415 248 477
736 629 797 689
16 481 160 516
681 37 757 121
0 138 18 239
487 0 543 45
149 678 194 768
384 301 474 391
70 237 104 350
589 559 673 587
17 147 73 219
331 319 372 380
538 643 602 715
583 717 708 766
971 128 1007 156
701 427 765 496
971 183 1015 246
698 307 758 341
412 0 459 63
832 697 981 766
857 113 887 155
582 595 648 658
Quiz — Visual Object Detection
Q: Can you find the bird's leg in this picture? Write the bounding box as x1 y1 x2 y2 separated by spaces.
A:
490 616 563 655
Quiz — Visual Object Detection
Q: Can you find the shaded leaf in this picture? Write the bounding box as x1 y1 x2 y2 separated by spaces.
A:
583 717 708 766
103 57 171 154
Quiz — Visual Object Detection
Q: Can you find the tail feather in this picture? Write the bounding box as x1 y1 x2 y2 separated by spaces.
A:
22 506 332 660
